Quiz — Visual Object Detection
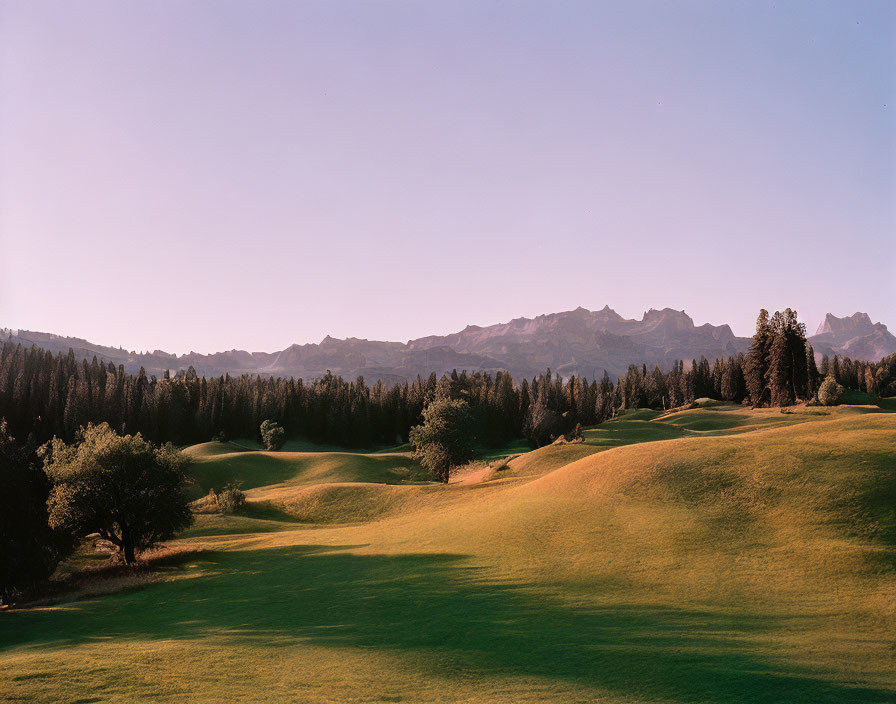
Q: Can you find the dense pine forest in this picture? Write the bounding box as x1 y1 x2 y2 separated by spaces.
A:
1 309 895 450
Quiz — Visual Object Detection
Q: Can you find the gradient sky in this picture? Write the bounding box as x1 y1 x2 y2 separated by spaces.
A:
1 1 894 354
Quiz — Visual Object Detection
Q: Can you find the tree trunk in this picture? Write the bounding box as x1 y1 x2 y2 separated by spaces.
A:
122 538 136 565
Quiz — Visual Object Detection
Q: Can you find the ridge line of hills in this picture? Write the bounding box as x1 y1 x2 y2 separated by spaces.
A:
3 306 894 382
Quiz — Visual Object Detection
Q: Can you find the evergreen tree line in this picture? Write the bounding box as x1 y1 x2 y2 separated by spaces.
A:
2 307 895 451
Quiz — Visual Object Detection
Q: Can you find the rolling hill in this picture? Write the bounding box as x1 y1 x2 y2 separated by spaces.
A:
2 402 894 703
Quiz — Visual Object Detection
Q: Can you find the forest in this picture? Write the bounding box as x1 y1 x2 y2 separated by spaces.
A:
2 308 895 451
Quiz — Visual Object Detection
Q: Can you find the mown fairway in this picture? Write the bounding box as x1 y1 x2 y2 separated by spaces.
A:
2 404 895 703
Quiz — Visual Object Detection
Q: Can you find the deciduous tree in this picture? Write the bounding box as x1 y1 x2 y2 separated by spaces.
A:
45 423 192 564
409 397 476 483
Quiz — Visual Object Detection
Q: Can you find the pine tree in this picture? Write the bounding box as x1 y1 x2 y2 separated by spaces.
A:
806 345 820 399
745 309 771 406
784 309 808 400
831 355 841 384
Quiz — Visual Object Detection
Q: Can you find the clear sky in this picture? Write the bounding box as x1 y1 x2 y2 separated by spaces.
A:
1 1 893 354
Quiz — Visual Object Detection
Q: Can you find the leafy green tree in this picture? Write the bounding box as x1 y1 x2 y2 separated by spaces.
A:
45 423 192 564
260 419 285 450
0 421 73 604
409 397 476 483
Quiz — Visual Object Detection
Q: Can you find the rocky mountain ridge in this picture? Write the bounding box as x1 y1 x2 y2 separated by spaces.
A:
4 308 893 382
810 312 896 363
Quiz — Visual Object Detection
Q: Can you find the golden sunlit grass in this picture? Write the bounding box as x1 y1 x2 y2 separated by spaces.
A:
2 404 895 703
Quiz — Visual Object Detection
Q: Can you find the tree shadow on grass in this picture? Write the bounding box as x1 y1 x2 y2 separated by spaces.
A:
1 545 892 703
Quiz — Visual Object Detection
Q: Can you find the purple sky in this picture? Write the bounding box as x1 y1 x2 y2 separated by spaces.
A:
1 1 894 354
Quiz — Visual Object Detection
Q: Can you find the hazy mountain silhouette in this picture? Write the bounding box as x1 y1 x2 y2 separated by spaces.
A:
4 307 892 382
809 312 896 363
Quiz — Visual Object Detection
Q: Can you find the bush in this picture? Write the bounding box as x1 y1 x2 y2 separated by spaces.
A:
260 420 285 451
214 483 246 514
566 423 585 442
818 376 844 406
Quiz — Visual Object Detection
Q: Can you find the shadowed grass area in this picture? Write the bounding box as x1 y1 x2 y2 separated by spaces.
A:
841 390 896 411
2 545 893 704
476 438 533 462
186 450 421 497
178 513 299 537
659 408 759 431
583 418 690 447
190 438 413 454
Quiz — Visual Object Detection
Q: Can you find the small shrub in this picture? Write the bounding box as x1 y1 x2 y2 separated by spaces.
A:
260 420 285 451
214 483 246 514
818 376 844 406
565 423 584 442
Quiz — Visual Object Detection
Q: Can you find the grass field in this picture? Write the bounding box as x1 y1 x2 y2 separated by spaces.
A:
2 403 895 703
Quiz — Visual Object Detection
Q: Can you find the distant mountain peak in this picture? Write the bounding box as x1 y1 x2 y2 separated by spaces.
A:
815 311 875 336
643 306 688 319
593 305 623 320
809 311 896 362
9 305 892 385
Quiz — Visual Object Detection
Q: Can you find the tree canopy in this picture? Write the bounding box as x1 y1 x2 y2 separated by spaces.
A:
409 397 476 483
0 421 73 604
44 423 193 564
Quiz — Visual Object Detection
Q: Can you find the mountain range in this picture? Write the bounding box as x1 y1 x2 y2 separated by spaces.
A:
4 307 894 382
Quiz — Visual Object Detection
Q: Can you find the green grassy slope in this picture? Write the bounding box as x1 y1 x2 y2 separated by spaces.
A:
186 449 420 497
182 440 250 458
2 405 895 703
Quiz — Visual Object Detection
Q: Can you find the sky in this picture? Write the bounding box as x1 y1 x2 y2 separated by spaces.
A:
1 1 894 354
